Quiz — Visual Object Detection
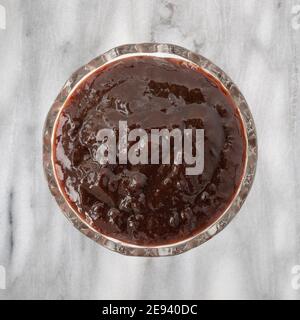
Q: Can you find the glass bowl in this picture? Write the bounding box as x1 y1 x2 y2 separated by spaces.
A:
43 43 258 256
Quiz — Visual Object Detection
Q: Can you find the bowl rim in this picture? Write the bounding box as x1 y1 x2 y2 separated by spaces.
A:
43 42 258 256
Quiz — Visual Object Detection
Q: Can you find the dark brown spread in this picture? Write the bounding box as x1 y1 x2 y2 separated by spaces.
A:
53 55 246 246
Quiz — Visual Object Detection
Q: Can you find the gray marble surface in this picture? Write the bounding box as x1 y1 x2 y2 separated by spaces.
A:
0 0 300 300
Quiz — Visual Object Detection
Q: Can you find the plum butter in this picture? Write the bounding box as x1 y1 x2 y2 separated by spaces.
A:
53 55 246 246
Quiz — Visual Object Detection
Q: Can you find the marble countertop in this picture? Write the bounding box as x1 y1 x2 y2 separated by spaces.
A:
0 0 300 300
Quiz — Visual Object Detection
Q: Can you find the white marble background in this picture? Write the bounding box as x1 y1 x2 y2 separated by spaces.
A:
0 0 299 300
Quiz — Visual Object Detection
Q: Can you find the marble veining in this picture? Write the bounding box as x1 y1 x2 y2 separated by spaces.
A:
0 0 299 299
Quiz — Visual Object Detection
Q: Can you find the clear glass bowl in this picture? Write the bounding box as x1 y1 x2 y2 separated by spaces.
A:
43 43 258 256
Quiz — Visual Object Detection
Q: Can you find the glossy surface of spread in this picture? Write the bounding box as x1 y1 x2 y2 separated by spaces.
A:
53 56 246 245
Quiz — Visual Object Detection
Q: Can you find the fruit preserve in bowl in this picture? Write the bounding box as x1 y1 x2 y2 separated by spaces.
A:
43 43 257 256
